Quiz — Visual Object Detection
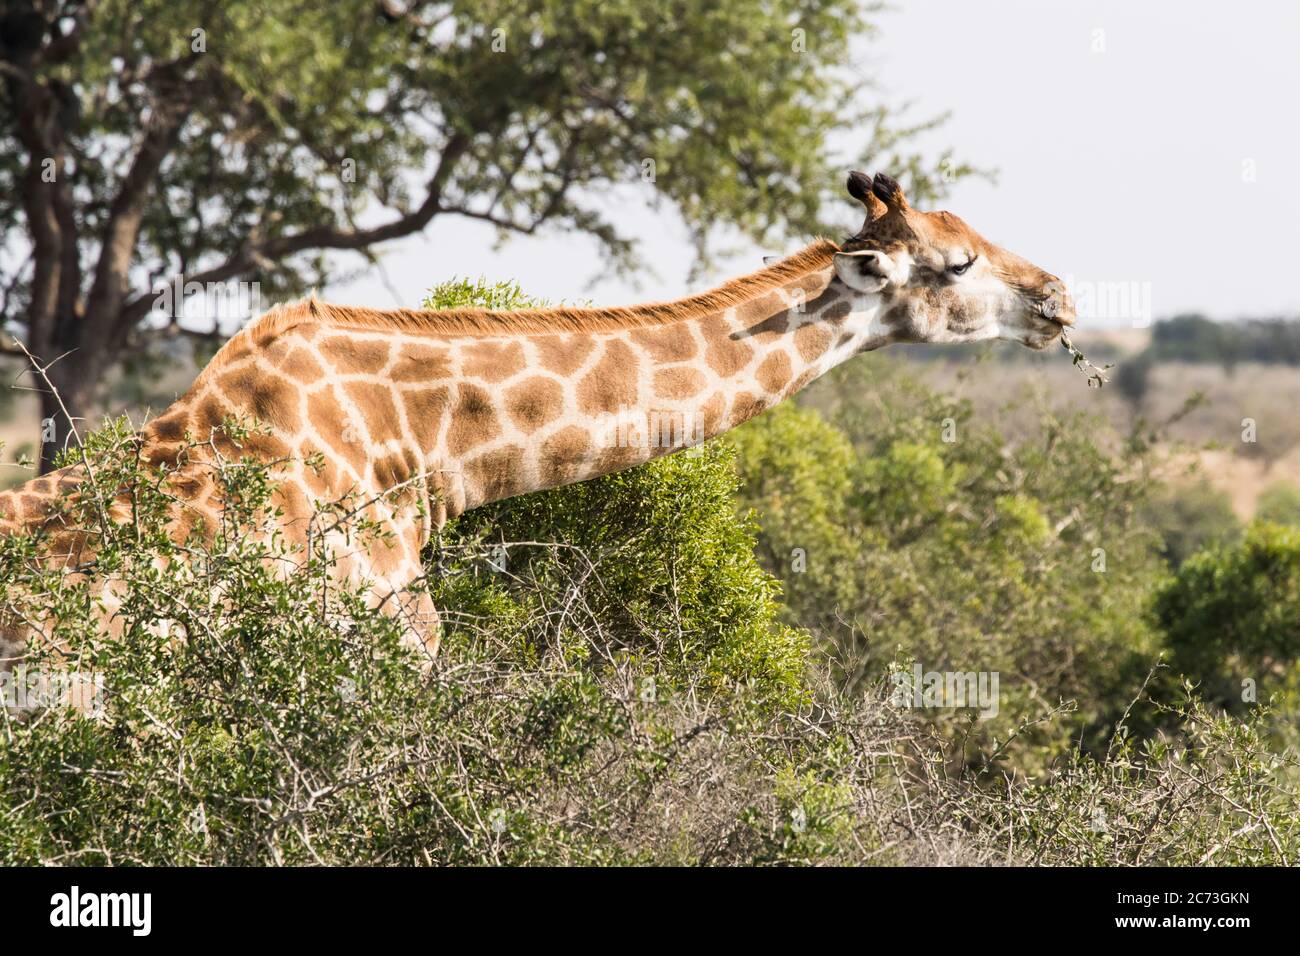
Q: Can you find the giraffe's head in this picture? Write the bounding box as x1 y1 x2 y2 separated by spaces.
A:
832 171 1074 349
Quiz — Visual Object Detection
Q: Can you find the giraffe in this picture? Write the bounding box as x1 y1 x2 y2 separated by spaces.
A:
0 171 1075 672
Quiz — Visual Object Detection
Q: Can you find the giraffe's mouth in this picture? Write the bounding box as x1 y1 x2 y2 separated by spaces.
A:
1021 302 1073 349
1035 302 1075 328
1024 310 1070 349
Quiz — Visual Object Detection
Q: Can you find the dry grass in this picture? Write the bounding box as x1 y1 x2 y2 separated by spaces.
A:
868 349 1300 518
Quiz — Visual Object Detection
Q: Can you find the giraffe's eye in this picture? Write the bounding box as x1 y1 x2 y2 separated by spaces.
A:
948 255 976 276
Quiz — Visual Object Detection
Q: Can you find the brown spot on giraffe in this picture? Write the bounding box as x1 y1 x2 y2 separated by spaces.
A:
372 449 419 492
275 481 315 529
794 323 833 363
630 327 698 363
534 335 596 375
300 440 342 499
822 300 852 324
590 439 644 479
734 293 790 334
462 340 527 383
308 389 368 472
653 366 707 400
145 409 190 442
577 340 640 416
217 367 301 433
320 336 390 375
194 393 232 439
464 445 527 503
241 430 294 464
729 391 767 426
446 383 501 456
699 391 728 435
216 338 253 367
167 472 207 501
540 426 591 484
390 345 453 382
280 346 328 384
400 387 450 451
786 368 819 396
755 352 793 394
738 309 792 345
698 314 753 377
343 380 405 445
793 272 837 301
505 377 565 433
367 533 412 577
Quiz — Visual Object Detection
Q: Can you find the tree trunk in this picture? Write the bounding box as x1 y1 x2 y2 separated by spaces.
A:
37 348 98 475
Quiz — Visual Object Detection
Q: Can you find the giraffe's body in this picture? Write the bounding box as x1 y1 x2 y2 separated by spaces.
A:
0 172 1075 673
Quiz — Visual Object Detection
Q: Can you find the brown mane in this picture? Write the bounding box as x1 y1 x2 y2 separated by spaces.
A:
216 239 839 361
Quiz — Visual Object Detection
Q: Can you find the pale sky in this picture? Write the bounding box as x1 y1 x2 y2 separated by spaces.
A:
324 0 1300 327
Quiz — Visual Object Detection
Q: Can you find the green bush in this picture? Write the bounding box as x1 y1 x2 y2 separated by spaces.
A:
1258 482 1300 526
1149 314 1300 367
730 363 1167 772
1142 479 1241 567
1155 522 1300 724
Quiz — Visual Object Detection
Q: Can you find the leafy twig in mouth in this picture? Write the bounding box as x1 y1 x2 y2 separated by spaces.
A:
1060 330 1113 388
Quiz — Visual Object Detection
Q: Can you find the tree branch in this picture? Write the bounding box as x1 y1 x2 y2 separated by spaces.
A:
432 205 543 235
436 125 584 238
82 58 198 353
115 130 472 331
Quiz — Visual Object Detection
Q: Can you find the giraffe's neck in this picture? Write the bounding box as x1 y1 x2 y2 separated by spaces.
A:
136 247 889 530
434 265 886 514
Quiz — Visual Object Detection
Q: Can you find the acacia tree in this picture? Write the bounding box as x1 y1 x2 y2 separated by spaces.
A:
0 0 965 470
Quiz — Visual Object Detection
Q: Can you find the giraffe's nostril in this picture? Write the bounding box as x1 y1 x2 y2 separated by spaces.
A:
1053 299 1078 326
1034 274 1076 326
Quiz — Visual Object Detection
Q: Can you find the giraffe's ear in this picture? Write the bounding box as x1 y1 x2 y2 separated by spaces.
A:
833 250 894 293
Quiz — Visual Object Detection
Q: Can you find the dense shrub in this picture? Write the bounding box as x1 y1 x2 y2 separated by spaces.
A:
1154 522 1300 732
1257 482 1300 526
1114 350 1154 411
1142 479 1241 567
952 693 1300 866
729 362 1167 771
